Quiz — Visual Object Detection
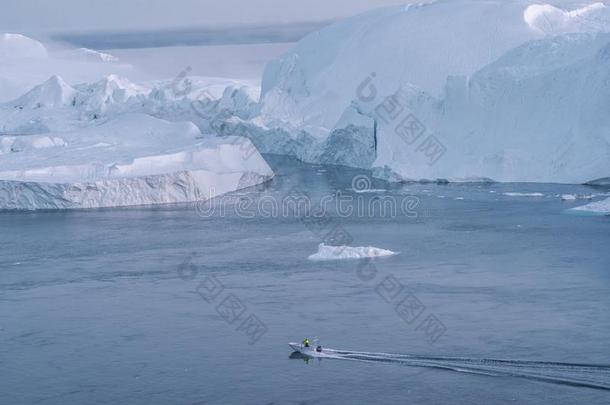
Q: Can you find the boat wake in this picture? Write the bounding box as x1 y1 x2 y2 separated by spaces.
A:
315 349 610 390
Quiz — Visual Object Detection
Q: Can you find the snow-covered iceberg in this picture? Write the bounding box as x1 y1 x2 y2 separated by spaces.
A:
308 243 398 261
0 113 273 210
244 0 610 184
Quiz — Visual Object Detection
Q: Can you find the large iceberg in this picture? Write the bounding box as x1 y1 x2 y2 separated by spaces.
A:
0 113 273 210
0 70 274 210
244 0 610 184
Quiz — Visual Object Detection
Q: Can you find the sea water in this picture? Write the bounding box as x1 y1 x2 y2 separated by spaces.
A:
1 156 609 404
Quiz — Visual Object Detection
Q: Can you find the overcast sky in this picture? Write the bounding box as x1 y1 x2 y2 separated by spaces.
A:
0 0 409 34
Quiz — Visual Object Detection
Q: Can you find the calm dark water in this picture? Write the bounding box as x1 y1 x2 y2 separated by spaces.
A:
1 156 609 404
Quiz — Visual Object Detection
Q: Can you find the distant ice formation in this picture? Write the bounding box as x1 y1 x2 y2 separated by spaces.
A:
0 33 47 59
503 192 545 197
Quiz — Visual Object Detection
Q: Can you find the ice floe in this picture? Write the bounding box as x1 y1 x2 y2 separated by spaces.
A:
308 243 398 261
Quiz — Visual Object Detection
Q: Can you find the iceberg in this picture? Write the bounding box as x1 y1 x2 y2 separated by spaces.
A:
0 113 273 210
260 0 549 126
0 71 274 211
570 197 610 215
308 243 398 261
0 73 263 136
246 0 610 184
560 193 599 201
0 75 149 135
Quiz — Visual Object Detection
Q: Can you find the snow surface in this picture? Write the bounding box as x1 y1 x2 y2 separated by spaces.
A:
570 197 610 215
260 0 546 123
0 113 273 210
308 243 398 261
238 0 610 184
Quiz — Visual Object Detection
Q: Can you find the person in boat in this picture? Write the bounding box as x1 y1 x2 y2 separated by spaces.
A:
316 345 323 353
302 338 310 348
